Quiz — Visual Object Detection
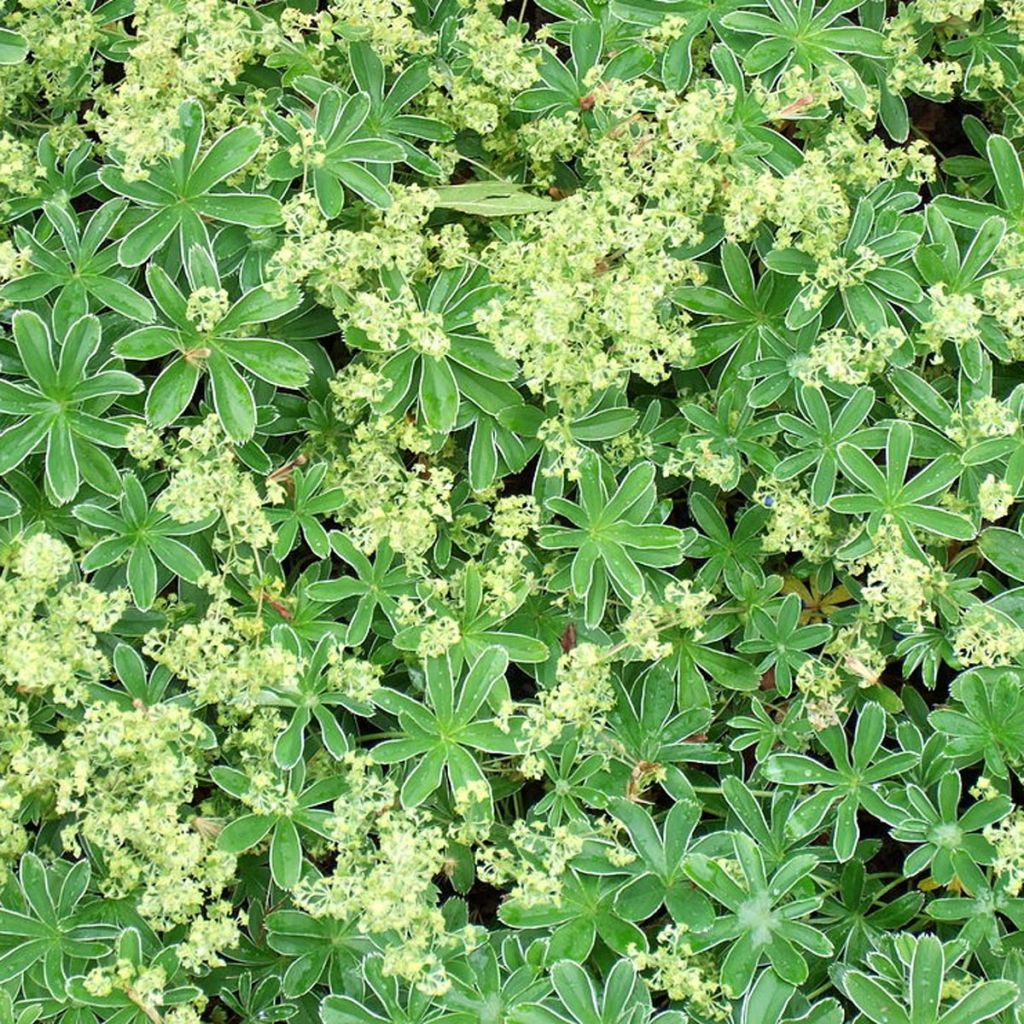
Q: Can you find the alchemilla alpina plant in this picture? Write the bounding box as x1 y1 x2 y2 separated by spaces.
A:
4 0 1024 1021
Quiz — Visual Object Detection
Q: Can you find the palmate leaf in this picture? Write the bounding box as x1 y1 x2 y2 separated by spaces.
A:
0 311 141 503
101 100 281 266
764 702 917 861
836 934 1017 1024
930 668 1024 778
370 646 517 809
673 242 800 376
831 420 974 555
349 42 454 178
114 247 309 440
213 763 345 890
721 0 885 108
774 385 875 507
510 960 666 1024
266 908 369 997
538 451 690 627
871 772 1011 886
265 79 406 215
0 854 115 997
0 199 156 324
603 796 714 929
346 262 515 436
67 929 202 1024
766 189 924 333
513 18 655 116
73 471 214 609
683 831 833 996
499 871 649 961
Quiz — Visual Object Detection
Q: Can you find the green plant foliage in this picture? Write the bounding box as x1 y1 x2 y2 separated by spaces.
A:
7 0 1024 1021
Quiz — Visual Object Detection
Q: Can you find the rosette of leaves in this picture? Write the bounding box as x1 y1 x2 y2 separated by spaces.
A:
683 831 834 994
831 420 975 555
213 761 346 890
538 453 691 627
0 199 155 325
113 245 309 441
833 933 1017 1024
264 77 407 215
348 42 454 178
929 667 1024 779
0 854 115 996
72 471 214 609
764 183 924 333
763 701 918 861
721 0 888 109
513 20 655 117
673 241 802 378
0 310 142 504
370 647 519 810
100 100 282 266
344 263 517 437
306 533 417 646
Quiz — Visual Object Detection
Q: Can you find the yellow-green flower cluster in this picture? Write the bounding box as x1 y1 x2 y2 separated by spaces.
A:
0 534 126 706
57 701 235 930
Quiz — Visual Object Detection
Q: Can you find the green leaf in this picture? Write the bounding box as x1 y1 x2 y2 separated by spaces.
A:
127 543 158 609
419 356 459 434
188 126 264 195
208 350 256 441
270 817 303 889
218 814 274 854
400 745 446 808
0 29 28 64
938 982 1018 1024
988 135 1024 215
980 527 1024 581
86 276 155 323
118 208 180 267
146 358 200 428
228 340 311 388
192 192 282 227
45 419 79 504
842 971 911 1024
431 182 555 216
